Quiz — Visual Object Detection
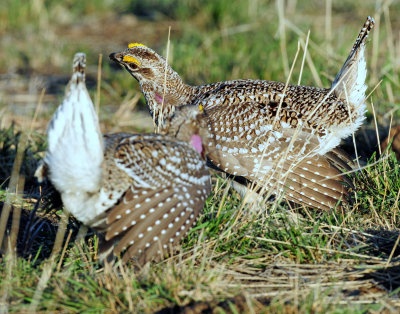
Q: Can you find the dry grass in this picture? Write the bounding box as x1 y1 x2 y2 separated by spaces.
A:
1 0 400 312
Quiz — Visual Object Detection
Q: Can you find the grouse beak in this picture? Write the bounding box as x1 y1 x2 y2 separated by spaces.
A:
109 52 122 64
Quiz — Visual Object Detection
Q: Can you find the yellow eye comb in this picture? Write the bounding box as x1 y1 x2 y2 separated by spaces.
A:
128 43 147 48
122 55 141 65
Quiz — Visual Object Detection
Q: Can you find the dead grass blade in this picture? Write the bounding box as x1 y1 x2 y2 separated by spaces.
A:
95 54 103 115
28 211 70 312
0 132 28 252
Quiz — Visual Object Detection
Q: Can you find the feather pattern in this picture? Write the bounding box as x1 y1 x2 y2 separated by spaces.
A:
37 53 211 265
110 18 374 211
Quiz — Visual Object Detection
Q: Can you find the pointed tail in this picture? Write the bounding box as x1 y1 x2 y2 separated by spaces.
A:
331 16 375 105
70 52 86 85
43 53 104 194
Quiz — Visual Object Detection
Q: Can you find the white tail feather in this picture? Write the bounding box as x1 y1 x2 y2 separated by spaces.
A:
45 53 104 195
331 16 375 107
325 17 375 148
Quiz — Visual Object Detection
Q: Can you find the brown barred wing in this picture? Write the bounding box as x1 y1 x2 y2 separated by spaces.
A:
199 102 352 211
274 156 350 210
106 185 209 264
103 135 211 264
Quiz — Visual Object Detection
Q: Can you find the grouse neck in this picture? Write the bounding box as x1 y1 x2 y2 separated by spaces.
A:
142 70 197 126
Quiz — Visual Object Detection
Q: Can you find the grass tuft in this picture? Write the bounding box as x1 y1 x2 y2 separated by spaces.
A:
1 0 400 311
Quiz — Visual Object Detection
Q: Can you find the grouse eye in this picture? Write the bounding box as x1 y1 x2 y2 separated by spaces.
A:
122 55 141 71
128 63 139 71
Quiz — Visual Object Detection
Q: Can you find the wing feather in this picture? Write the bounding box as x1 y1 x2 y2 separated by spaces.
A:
201 102 351 210
96 133 211 264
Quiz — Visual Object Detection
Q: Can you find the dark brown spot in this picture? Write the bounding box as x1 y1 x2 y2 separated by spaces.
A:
140 68 154 78
138 50 159 61
269 102 278 109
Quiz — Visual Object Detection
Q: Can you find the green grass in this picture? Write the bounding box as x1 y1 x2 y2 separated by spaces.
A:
1 0 400 312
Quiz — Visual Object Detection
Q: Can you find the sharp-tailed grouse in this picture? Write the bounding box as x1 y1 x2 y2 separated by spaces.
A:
36 53 211 264
110 17 375 210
